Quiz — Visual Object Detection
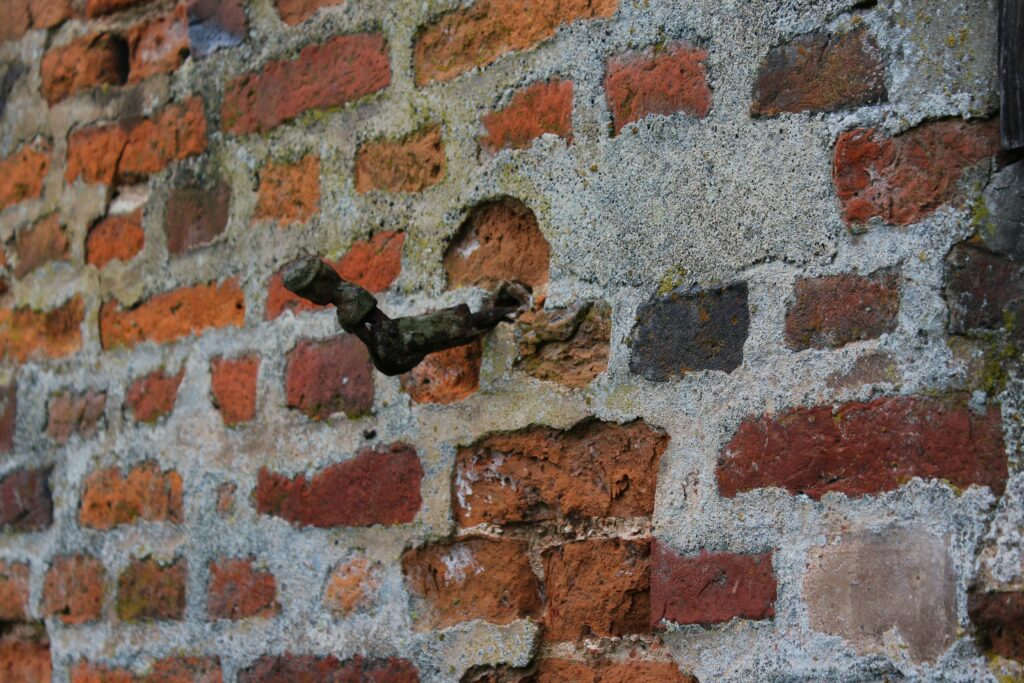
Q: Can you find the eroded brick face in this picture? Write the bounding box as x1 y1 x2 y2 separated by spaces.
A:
1 0 71 41
255 443 422 527
86 210 145 269
400 340 482 404
0 561 29 621
238 655 419 683
531 659 697 683
481 79 573 153
124 367 185 423
275 0 345 26
0 141 50 212
784 268 901 350
40 33 129 104
46 389 106 443
71 657 222 683
126 4 190 83
284 335 374 419
516 301 611 388
254 156 320 225
0 467 52 532
80 462 183 529
717 393 1008 499
188 0 247 57
355 126 446 194
945 242 1023 336
323 557 378 616
208 558 278 620
0 626 51 683
454 419 668 526
0 296 83 362
116 557 186 622
14 213 68 278
0 383 16 454
42 555 105 625
210 354 260 425
165 182 231 254
969 591 1024 661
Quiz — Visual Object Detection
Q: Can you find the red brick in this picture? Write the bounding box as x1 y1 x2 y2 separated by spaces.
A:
717 393 1008 499
46 389 106 443
216 482 235 517
40 33 128 104
413 0 618 86
481 79 573 154
99 279 245 350
605 42 711 134
221 33 390 135
969 591 1024 660
651 543 777 626
265 232 404 320
238 655 419 683
79 461 183 529
66 98 208 186
543 537 650 641
516 300 611 388
1 0 72 42
124 367 185 423
85 0 148 18
945 242 1024 335
87 210 145 269
0 383 15 454
0 295 84 362
275 0 344 26
41 554 105 625
254 156 320 225
71 657 222 683
400 340 481 404
255 443 422 527
784 268 900 350
0 625 50 683
454 418 668 527
833 118 999 226
165 182 231 254
210 354 259 425
444 197 550 291
751 28 886 117
208 558 278 620
116 557 186 622
0 561 29 621
354 126 446 194
127 4 190 83
0 140 50 211
0 467 52 532
530 658 696 683
402 537 540 630
323 557 378 616
14 213 68 279
284 335 373 419
187 0 247 57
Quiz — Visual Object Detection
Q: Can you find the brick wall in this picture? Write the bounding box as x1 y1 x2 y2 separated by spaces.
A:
0 0 1021 681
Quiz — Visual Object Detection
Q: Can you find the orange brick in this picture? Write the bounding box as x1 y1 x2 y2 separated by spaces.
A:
254 155 320 225
14 214 68 279
354 126 446 194
0 140 50 211
210 354 259 425
0 296 83 363
126 4 190 83
86 210 145 269
481 79 573 153
80 461 183 530
40 33 128 104
0 561 29 622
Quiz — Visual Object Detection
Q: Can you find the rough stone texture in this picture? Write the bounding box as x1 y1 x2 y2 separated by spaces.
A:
543 538 650 641
825 351 899 391
628 283 749 381
718 394 1008 499
210 354 259 425
323 557 378 616
605 42 712 133
454 419 667 526
402 537 541 630
79 462 183 529
0 561 29 621
804 528 957 663
255 443 422 527
480 79 573 154
444 198 550 291
355 126 446 194
0 467 52 532
284 335 374 419
165 182 231 254
945 242 1023 336
86 210 145 269
116 557 186 622
40 33 128 104
784 268 901 350
0 141 50 212
275 0 346 26
413 0 618 85
400 340 481 405
13 213 68 278
71 657 222 683
650 543 776 627
516 300 610 387
207 558 278 620
41 554 105 625
124 367 185 423
0 626 51 683
833 118 999 226
969 591 1024 661
0 296 83 362
751 28 886 117
975 161 1024 261
254 156 320 225
46 389 106 443
238 655 419 682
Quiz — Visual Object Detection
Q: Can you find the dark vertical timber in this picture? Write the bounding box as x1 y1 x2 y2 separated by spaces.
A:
1000 0 1024 149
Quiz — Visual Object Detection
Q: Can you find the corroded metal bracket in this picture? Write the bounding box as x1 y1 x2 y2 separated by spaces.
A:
283 256 528 375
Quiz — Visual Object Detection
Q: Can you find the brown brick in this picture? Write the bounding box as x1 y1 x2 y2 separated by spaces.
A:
99 279 245 350
238 655 419 683
116 557 186 622
833 118 999 226
0 383 15 454
41 554 105 625
284 335 373 419
354 126 446 194
165 182 231 254
216 482 235 518
0 295 84 363
1 0 72 42
0 561 29 621
481 79 573 154
14 213 68 279
400 340 481 405
86 210 145 269
254 156 320 225
85 0 147 17
444 197 550 291
454 418 668 527
531 658 697 683
80 461 183 530
208 558 278 620
222 34 390 135
210 354 259 426
0 467 52 532
46 389 106 443
274 0 344 26
751 28 886 117
784 268 900 350
126 4 190 83
0 625 51 683
402 537 541 630
40 32 128 104
945 242 1024 335
717 393 1008 499
66 98 208 186
71 657 222 683
124 367 184 423
605 42 711 134
970 591 1024 661
255 443 422 527
651 542 776 626
516 300 611 388
0 140 50 212
414 0 618 85
323 557 378 617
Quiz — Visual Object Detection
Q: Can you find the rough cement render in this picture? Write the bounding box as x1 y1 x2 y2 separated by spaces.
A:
0 0 1018 681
